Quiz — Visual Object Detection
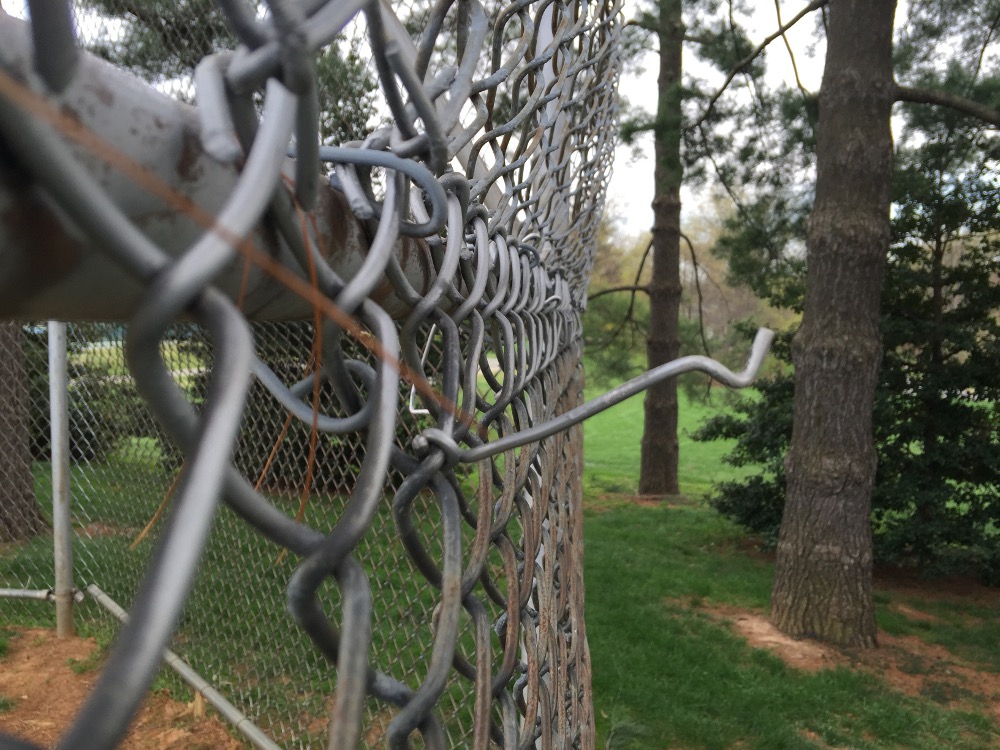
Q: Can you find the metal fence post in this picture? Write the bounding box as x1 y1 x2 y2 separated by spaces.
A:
48 320 74 637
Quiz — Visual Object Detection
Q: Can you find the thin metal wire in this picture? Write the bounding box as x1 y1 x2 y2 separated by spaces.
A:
0 1 772 748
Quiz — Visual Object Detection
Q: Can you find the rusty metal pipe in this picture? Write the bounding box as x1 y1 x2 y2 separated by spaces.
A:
0 10 433 322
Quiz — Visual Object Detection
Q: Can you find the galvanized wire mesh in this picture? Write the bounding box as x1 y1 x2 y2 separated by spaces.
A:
2 318 595 748
0 0 621 746
4 321 594 748
0 324 49 557
0 1 770 748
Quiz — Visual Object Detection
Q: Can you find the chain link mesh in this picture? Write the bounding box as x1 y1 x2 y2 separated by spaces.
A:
1 316 592 748
0 0 621 746
0 2 774 746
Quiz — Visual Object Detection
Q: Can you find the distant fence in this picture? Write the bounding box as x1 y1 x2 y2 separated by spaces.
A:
0 0 614 735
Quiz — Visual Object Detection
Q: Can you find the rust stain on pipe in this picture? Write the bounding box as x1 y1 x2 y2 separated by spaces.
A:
0 11 440 323
1 195 83 295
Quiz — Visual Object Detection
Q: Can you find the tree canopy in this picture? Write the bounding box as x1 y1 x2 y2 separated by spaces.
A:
697 9 1000 584
79 0 377 143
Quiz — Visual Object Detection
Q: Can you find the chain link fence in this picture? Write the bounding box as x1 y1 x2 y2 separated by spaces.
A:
0 0 763 747
1 320 589 748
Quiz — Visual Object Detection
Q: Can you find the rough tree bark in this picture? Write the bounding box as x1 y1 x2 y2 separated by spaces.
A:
639 0 683 496
771 0 896 648
0 322 48 542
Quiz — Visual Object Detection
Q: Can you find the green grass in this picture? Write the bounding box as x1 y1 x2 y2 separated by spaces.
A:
582 388 745 497
580 373 1000 749
4 365 1000 749
71 340 205 376
67 641 105 675
876 594 1000 672
0 460 478 745
584 503 998 749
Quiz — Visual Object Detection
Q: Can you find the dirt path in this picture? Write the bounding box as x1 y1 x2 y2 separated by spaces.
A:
699 603 1000 723
5 589 1000 747
0 627 245 749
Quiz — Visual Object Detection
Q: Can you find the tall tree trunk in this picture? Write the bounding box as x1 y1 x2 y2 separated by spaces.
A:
771 0 896 648
639 0 683 496
0 322 47 542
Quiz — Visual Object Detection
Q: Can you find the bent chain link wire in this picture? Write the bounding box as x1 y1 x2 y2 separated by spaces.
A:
0 1 771 747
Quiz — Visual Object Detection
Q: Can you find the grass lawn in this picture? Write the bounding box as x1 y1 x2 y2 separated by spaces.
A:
5 366 1000 749
582 381 1000 749
1 458 481 747
71 339 206 377
582 387 745 498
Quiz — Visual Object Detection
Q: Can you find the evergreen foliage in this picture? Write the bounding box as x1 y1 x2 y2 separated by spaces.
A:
697 98 1000 579
581 217 773 399
81 0 235 82
78 0 377 143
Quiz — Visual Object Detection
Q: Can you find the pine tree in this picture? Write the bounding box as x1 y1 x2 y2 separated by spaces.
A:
616 0 774 495
698 10 1000 599
79 0 377 143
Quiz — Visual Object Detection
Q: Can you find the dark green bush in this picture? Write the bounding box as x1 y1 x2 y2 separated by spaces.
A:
695 245 1000 581
693 332 793 549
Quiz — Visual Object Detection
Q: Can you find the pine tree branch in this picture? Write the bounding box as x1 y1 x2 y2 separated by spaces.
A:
683 230 732 314
680 232 712 358
731 0 768 114
693 0 827 127
588 284 650 301
626 16 658 33
690 118 786 265
973 9 1000 82
631 236 654 292
894 84 1000 128
774 0 810 96
113 0 179 27
613 237 654 341
620 117 657 143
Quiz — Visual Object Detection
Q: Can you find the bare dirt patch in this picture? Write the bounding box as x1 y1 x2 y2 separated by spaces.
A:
585 494 657 513
699 604 845 672
694 603 1000 720
77 522 140 540
889 602 944 625
0 627 244 749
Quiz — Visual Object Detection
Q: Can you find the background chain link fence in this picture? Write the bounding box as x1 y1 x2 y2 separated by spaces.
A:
0 2 770 746
1 320 589 747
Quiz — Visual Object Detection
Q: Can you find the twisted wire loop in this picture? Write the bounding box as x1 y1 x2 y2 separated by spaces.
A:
0 0 763 747
0 0 622 746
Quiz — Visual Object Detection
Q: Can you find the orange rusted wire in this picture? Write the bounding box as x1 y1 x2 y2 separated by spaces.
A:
129 470 183 550
0 68 481 434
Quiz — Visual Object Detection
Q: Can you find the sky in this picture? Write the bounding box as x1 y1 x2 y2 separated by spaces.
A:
608 0 828 235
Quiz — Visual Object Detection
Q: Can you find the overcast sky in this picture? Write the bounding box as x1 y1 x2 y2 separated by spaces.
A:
608 0 828 235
